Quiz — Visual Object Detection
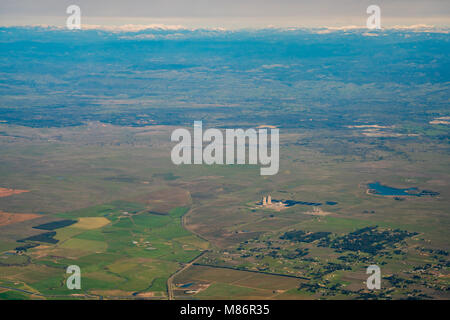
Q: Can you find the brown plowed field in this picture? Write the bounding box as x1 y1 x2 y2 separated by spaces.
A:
0 188 29 198
0 211 40 227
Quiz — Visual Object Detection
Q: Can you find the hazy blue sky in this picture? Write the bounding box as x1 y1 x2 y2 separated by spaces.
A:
1 0 449 28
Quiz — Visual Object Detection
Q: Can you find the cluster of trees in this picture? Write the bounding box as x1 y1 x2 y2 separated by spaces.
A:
280 230 331 243
338 253 369 263
384 275 414 289
318 226 417 255
272 248 309 260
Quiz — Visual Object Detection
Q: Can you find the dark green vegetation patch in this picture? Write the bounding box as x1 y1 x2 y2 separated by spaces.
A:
153 172 180 181
318 226 418 255
32 220 77 230
14 243 39 252
17 232 58 244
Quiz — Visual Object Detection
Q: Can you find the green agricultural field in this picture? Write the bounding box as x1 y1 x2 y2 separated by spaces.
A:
0 202 208 299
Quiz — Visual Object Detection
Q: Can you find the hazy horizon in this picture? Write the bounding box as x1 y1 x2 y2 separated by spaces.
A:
1 0 449 29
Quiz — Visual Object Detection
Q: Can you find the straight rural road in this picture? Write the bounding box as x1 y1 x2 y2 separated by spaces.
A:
167 250 208 300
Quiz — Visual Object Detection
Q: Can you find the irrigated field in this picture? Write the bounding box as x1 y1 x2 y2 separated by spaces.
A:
0 193 209 298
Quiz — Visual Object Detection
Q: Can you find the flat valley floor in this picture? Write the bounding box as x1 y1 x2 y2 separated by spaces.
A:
0 123 448 300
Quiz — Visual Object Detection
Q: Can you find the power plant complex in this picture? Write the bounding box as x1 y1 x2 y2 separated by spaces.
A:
261 195 272 206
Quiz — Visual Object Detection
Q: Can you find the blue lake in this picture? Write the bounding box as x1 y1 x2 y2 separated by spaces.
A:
366 182 438 197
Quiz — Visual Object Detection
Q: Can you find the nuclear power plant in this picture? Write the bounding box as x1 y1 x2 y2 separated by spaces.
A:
261 195 273 206
259 194 288 211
